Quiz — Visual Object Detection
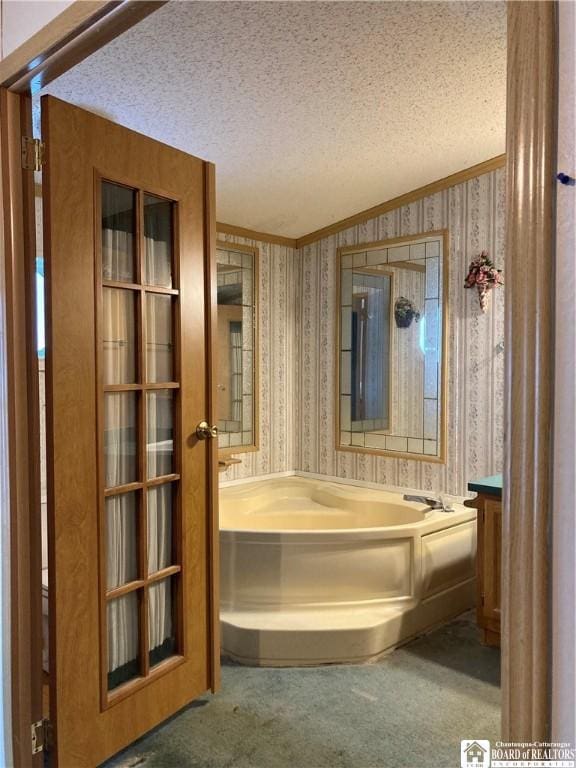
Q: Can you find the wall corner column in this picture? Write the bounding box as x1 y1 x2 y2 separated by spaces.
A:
503 0 558 741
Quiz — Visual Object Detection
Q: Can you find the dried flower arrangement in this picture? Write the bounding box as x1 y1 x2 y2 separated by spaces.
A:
464 251 504 312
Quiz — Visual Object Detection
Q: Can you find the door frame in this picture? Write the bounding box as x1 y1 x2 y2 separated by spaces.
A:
0 87 43 768
0 0 558 764
0 1 167 94
503 1 557 740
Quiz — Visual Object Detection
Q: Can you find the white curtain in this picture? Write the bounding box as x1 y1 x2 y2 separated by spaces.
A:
147 392 173 479
106 494 137 590
147 481 173 656
104 393 136 488
103 288 135 385
105 231 175 685
107 593 139 677
147 485 172 574
149 581 173 656
106 492 139 681
106 485 174 676
145 236 171 287
146 398 174 657
146 293 173 383
102 228 133 282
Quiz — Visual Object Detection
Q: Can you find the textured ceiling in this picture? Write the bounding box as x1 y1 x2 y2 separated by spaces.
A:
39 0 506 238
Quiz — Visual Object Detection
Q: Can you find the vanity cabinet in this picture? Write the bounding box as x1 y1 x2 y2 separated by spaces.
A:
465 475 502 647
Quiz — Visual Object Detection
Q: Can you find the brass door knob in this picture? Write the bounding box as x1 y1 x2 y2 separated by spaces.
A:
196 421 218 440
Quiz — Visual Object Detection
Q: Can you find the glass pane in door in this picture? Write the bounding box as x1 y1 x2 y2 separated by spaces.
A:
106 492 138 589
104 392 137 487
99 179 181 704
147 390 174 478
107 591 140 691
144 195 173 288
102 182 136 282
148 577 176 667
146 294 173 383
147 484 173 574
103 288 137 384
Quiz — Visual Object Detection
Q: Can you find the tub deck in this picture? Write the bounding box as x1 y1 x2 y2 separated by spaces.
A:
220 476 477 666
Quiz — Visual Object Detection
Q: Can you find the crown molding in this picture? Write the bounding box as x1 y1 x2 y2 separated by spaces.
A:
295 154 506 248
216 222 297 249
36 156 505 252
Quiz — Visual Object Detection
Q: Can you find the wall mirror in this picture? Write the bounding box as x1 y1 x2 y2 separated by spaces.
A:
337 231 448 462
216 242 258 453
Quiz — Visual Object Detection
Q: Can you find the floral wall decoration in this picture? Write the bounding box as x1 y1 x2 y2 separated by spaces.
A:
394 296 421 328
464 250 504 312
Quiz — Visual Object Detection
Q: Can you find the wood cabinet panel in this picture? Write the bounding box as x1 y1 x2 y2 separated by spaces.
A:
466 491 501 646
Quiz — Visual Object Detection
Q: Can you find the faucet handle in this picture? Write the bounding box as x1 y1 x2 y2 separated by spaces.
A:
403 494 441 508
439 494 455 512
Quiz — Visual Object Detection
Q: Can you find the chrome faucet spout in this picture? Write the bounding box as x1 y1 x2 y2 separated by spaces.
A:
403 494 454 512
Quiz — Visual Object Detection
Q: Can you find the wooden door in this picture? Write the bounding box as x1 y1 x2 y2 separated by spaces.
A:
42 96 219 767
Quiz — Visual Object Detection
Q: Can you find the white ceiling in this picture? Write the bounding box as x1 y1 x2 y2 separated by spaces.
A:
39 0 506 238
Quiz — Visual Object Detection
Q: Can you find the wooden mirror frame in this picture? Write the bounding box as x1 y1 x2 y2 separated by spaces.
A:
335 230 449 464
215 240 259 457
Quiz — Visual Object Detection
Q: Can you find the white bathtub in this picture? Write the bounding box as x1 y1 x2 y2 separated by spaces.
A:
220 476 477 666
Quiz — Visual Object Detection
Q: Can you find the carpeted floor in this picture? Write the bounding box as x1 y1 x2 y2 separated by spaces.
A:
106 613 500 768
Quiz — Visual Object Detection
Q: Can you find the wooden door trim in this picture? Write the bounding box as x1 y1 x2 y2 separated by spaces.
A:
204 163 221 692
503 1 558 741
215 239 260 457
0 1 167 93
0 88 43 767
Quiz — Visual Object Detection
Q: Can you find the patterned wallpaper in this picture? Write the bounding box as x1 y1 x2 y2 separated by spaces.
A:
36 172 504 558
221 168 505 496
296 168 506 496
217 234 300 482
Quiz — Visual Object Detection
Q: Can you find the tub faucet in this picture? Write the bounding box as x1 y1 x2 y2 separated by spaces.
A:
403 494 454 512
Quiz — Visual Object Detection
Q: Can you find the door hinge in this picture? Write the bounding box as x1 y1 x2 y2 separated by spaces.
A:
21 137 45 171
31 718 52 755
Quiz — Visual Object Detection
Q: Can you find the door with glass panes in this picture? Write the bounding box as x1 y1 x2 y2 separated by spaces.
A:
42 96 219 767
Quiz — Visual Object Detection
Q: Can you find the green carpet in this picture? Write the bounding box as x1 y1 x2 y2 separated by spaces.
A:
106 613 500 768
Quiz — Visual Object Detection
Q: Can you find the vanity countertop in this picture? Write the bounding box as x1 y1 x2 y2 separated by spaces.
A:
467 474 502 497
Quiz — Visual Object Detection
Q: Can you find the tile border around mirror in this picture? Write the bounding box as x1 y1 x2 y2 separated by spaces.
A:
216 240 259 457
336 229 449 464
